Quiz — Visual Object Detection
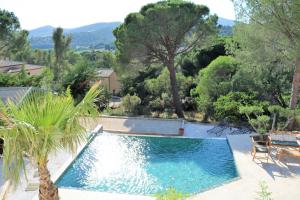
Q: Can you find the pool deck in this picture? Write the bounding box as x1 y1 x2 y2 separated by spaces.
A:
190 134 300 200
1 121 300 200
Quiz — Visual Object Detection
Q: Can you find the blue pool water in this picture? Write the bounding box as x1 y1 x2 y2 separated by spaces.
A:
56 133 238 195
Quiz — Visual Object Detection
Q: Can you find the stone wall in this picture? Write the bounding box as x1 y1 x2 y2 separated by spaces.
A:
80 116 184 136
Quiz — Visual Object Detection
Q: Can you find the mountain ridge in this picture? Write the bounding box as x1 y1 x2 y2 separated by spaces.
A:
29 18 234 50
29 22 121 38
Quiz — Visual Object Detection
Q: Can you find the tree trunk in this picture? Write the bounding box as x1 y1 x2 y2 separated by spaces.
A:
166 59 184 118
202 113 209 122
287 58 300 130
271 113 277 131
38 161 59 200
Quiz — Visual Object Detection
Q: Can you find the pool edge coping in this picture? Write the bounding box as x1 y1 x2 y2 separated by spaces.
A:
52 130 240 199
52 125 103 184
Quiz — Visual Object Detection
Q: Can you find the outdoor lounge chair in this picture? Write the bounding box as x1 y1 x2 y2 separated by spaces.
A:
268 133 300 150
250 135 270 161
268 131 300 163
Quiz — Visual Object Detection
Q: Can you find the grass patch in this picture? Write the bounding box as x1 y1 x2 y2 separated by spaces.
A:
155 188 190 200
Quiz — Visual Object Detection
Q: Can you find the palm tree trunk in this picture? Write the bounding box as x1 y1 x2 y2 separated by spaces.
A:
166 59 184 118
38 162 59 200
287 58 300 129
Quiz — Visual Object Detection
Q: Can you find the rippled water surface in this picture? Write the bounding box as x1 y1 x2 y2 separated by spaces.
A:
56 133 238 195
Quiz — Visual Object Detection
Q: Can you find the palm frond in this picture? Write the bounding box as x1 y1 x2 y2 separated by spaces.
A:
0 83 101 186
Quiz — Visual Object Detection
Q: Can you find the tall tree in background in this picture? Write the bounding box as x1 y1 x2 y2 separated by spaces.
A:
114 0 217 118
233 0 300 128
52 27 72 83
0 9 28 57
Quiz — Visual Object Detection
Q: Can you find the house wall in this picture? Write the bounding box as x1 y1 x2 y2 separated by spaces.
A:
98 77 110 91
109 72 121 94
98 72 121 95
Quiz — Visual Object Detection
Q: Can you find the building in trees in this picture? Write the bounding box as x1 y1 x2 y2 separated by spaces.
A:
97 69 121 95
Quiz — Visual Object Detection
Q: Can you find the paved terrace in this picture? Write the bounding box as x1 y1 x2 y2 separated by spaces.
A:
0 119 299 200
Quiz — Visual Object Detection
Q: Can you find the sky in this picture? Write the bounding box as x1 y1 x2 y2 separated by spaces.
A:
0 0 236 30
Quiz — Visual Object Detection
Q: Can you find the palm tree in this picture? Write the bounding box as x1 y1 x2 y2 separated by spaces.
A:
0 84 101 200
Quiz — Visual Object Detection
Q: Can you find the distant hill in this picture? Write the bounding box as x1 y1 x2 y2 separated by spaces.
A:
218 18 235 36
29 25 54 38
29 18 234 50
218 18 235 27
29 22 121 50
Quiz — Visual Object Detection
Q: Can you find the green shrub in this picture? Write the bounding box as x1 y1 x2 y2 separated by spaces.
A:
268 105 292 130
155 188 189 200
149 97 164 112
213 92 257 122
239 104 270 134
256 181 273 200
122 94 141 114
193 56 238 119
103 107 126 116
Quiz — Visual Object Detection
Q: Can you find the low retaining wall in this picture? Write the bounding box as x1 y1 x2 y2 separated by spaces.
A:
81 116 184 136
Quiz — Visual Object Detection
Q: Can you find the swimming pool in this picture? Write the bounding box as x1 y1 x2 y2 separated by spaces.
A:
56 132 238 195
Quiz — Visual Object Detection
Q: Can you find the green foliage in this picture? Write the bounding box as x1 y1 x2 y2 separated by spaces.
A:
114 0 217 118
103 107 126 116
80 50 117 69
232 1 300 129
193 56 238 119
0 9 20 38
213 92 257 122
0 69 50 87
145 68 194 112
239 104 270 134
178 37 227 77
114 1 216 65
122 94 141 115
155 188 189 200
63 59 97 100
146 68 193 100
100 87 112 108
230 23 293 108
256 181 273 200
238 103 294 132
52 27 72 84
119 64 160 98
268 105 292 130
0 84 100 186
233 0 300 58
0 9 29 57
